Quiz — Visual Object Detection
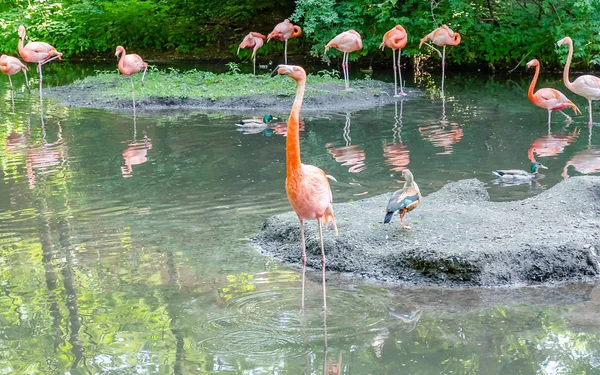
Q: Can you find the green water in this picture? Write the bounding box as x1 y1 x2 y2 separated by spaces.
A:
0 64 599 374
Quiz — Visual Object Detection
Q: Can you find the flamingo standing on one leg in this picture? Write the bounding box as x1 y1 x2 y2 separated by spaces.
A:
325 30 363 90
17 25 62 102
557 37 600 126
419 25 461 96
380 25 408 97
267 19 302 65
526 59 580 124
0 55 30 92
237 32 267 75
271 64 338 311
115 46 148 118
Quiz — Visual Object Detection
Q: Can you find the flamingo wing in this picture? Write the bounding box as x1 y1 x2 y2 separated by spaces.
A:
573 75 600 99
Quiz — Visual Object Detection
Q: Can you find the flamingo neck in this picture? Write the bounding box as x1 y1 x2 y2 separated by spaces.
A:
286 78 305 177
528 63 539 102
118 49 127 70
18 34 25 58
563 40 574 88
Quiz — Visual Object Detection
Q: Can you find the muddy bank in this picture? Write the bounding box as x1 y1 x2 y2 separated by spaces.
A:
45 79 419 114
252 177 600 287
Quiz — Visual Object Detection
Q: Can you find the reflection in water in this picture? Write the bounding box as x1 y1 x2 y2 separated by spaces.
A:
562 126 600 179
528 126 580 162
327 113 366 173
383 100 410 171
388 303 423 332
419 96 464 155
121 131 152 177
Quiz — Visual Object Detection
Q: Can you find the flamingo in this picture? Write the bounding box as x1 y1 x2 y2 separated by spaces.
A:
17 25 62 101
526 59 580 124
380 25 408 96
115 46 148 117
237 32 267 75
557 37 600 126
266 19 302 64
325 30 363 90
271 64 337 311
0 55 30 92
419 25 461 95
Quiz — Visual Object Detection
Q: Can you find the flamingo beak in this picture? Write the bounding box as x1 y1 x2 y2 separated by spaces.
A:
271 64 292 77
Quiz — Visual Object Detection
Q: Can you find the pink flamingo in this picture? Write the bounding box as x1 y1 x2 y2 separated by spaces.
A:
267 19 302 65
528 128 580 162
325 30 363 90
419 25 461 95
271 64 337 311
237 32 267 75
557 37 600 126
0 55 29 92
380 25 408 96
115 46 148 117
526 59 580 124
17 25 62 101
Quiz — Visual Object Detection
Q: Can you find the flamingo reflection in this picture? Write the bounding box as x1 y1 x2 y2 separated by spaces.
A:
562 127 600 178
326 113 366 173
419 96 463 155
528 125 580 162
121 131 152 178
271 119 305 136
383 100 410 171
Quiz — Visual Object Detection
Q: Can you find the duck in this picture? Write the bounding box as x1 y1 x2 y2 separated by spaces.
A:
360 65 373 74
235 114 274 128
383 169 422 230
492 162 548 180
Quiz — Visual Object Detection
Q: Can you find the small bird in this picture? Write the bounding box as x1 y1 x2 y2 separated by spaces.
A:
384 169 422 230
0 55 29 92
380 25 408 96
419 25 461 95
526 59 580 124
237 32 267 75
17 25 62 99
557 37 600 126
235 114 274 127
267 19 302 65
325 30 363 90
492 162 548 181
115 46 148 116
271 64 337 311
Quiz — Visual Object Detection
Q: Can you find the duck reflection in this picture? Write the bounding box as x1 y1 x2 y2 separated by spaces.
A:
383 100 410 171
121 130 152 178
388 303 423 332
562 126 600 179
528 125 580 162
419 96 463 155
326 113 366 173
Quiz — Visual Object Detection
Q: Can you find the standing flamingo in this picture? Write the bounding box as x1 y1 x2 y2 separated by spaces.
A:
237 32 267 75
419 25 461 95
271 64 337 311
557 37 600 126
17 25 62 101
325 30 363 90
380 25 408 96
0 55 29 92
267 19 302 65
526 59 580 124
115 46 148 117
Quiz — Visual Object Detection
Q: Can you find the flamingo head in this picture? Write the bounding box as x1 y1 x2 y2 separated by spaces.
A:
270 64 306 81
557 37 571 47
18 25 25 40
531 162 548 173
526 59 539 69
115 46 125 59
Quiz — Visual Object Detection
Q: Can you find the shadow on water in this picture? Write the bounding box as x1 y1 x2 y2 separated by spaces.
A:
0 64 599 373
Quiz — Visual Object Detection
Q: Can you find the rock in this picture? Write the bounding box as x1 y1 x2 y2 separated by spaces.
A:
252 177 600 287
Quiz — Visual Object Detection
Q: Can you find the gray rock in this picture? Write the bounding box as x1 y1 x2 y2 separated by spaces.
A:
252 177 600 287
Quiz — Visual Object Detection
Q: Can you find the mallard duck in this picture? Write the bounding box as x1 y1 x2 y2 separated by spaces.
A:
492 162 548 180
235 114 274 128
383 169 422 230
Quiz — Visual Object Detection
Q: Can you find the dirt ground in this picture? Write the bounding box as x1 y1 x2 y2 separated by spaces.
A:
253 177 600 287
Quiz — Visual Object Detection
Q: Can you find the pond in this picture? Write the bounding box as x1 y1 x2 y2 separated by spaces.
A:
0 62 599 374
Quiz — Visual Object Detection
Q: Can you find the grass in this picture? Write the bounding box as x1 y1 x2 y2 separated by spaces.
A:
73 67 345 101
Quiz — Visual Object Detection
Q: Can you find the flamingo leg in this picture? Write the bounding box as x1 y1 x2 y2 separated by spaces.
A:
424 43 443 58
392 50 398 97
344 52 350 90
38 63 43 104
588 99 593 126
22 69 30 93
559 110 572 122
441 46 446 97
40 55 61 66
284 39 288 65
299 217 306 310
548 110 552 125
317 217 327 312
141 65 148 87
397 49 407 96
8 75 13 91
130 76 136 119
253 56 256 76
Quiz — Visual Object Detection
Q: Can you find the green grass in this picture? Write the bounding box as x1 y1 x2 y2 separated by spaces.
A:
74 67 344 101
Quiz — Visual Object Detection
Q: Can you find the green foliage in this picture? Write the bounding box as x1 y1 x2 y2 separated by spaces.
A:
226 62 241 75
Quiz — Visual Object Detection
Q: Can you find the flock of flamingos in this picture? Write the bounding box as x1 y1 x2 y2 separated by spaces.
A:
1 21 600 311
